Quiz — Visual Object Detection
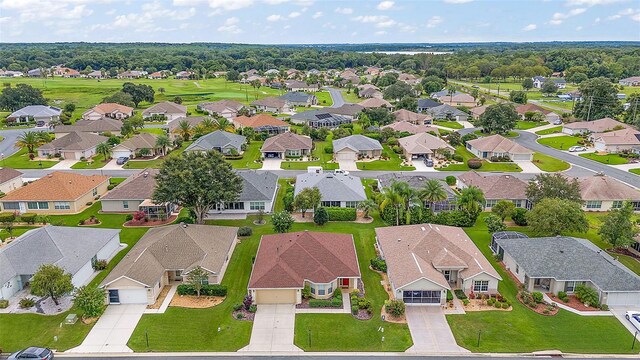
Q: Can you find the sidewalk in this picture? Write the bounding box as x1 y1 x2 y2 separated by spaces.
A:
543 294 612 316
50 159 78 169
144 284 177 314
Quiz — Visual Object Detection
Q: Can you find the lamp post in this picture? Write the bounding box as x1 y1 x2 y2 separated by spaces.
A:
38 160 42 169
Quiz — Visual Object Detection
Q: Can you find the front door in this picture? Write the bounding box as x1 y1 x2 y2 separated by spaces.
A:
108 289 120 304
340 278 350 287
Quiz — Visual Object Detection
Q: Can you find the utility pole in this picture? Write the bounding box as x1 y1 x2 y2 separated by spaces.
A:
586 96 593 121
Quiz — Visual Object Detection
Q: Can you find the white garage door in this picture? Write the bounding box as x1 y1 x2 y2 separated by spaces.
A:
111 289 148 304
336 151 357 161
606 292 640 307
113 150 132 159
511 154 532 161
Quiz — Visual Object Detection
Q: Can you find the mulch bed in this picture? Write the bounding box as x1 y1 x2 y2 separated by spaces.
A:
170 295 224 309
124 214 178 227
78 219 101 226
353 309 372 320
608 248 640 261
232 309 255 321
516 293 559 316
147 286 171 309
546 293 600 311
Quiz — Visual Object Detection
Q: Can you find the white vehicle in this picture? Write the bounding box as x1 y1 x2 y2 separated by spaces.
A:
625 311 640 332
553 119 563 125
334 169 349 175
568 146 586 152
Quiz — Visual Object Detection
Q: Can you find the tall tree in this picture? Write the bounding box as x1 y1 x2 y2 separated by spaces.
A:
380 181 406 226
15 131 47 153
214 117 234 132
155 134 171 156
457 186 485 219
153 151 242 224
176 119 194 141
102 91 135 108
272 210 294 233
0 84 46 111
526 198 588 236
122 82 155 107
573 77 623 121
540 81 558 96
186 266 208 297
293 187 321 218
419 179 448 211
522 78 534 91
491 200 515 220
96 142 112 160
30 264 74 305
478 103 519 134
525 173 582 205
598 201 638 249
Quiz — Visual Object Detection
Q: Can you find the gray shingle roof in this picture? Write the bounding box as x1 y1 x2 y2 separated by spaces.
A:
8 105 61 119
377 173 457 198
279 92 314 103
53 118 123 134
333 135 383 152
102 168 158 201
38 131 107 151
0 226 120 286
495 236 640 292
142 101 187 117
295 172 366 202
417 98 440 109
184 130 246 152
427 104 468 118
237 170 278 202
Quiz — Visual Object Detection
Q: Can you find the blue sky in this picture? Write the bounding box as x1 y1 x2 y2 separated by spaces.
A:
0 0 638 43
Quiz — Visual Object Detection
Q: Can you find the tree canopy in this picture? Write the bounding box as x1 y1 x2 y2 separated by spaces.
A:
0 84 47 111
526 198 588 236
525 173 582 205
598 201 638 249
478 103 519 134
573 77 623 121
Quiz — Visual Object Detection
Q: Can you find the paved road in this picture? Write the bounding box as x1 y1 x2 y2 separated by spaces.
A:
0 128 48 158
325 87 347 107
42 355 640 359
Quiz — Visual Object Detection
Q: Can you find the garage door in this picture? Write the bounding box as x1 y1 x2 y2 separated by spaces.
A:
512 154 532 161
606 292 640 307
63 152 76 160
255 289 296 304
109 289 148 304
336 151 357 161
113 150 132 159
403 290 442 305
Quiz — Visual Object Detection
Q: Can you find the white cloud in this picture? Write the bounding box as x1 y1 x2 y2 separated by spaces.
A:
426 15 443 28
173 0 254 11
444 0 474 3
566 0 626 6
335 7 353 14
594 16 601 22
522 23 537 31
377 1 394 10
283 24 291 29
375 30 387 35
288 11 301 18
352 15 396 28
312 11 322 19
399 23 417 33
633 12 640 22
607 8 638 21
217 16 242 33
267 14 283 21
576 25 583 30
550 8 586 24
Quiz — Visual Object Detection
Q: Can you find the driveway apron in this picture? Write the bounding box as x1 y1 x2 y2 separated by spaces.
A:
405 306 468 353
241 304 301 352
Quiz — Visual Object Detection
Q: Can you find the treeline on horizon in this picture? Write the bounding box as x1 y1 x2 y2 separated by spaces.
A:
0 42 638 81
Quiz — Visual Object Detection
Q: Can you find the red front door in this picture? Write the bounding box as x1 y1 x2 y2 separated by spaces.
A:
342 278 349 287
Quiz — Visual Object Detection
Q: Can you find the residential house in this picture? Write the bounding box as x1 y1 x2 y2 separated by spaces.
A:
619 76 640 87
233 114 290 134
7 105 61 127
261 132 312 159
466 134 534 161
295 172 366 210
398 73 419 85
377 174 457 212
248 231 360 304
142 101 187 122
147 71 166 79
83 103 134 120
175 71 193 80
285 80 320 92
392 109 432 125
592 128 640 154
27 69 42 77
326 104 364 120
167 116 207 139
111 132 161 159
53 118 123 138
431 90 462 100
101 168 176 219
358 87 383 99
376 224 502 305
470 105 489 120
365 66 381 76
0 70 24 77
209 171 278 214
198 100 246 119
184 130 246 155
117 70 146 79
515 103 561 123
358 97 393 110
0 168 23 195
457 171 530 210
0 226 121 301
398 132 453 161
37 131 107 160
333 135 383 161
279 92 317 107
86 70 105 79
417 98 440 113
492 233 640 307
532 76 566 89
562 117 632 135
52 66 80 78
381 121 440 135
437 93 476 107
0 172 109 214
251 97 289 113
290 110 351 129
577 175 640 212
427 104 469 122
101 224 238 304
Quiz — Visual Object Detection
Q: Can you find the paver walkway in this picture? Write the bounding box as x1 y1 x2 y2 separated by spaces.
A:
405 306 468 353
240 304 302 352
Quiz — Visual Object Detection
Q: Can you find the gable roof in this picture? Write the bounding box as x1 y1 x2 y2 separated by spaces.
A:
102 168 158 201
333 135 383 152
427 104 468 118
291 110 349 124
358 97 392 108
392 109 430 123
470 105 490 117
381 121 440 135
184 130 246 152
8 105 61 119
515 103 552 115
466 134 533 154
398 132 453 155
38 131 107 151
167 116 207 133
0 168 23 184
457 171 528 200
326 104 364 117
142 101 187 116
116 132 159 151
101 224 238 287
1 172 108 201
417 98 440 109
248 231 360 289
251 97 287 108
53 118 122 134
377 174 457 199
88 103 134 115
438 93 475 104
295 172 366 202
495 236 640 292
237 170 278 202
564 117 632 133
199 100 244 114
261 132 312 153
376 224 501 290
233 114 288 128
0 226 120 287
577 175 640 201
279 91 315 103
593 128 640 145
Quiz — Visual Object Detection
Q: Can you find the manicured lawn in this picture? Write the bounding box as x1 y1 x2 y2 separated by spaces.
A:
123 141 191 169
315 91 333 107
356 145 415 171
225 141 263 169
70 154 109 169
473 130 518 138
630 168 640 175
532 152 570 172
433 120 463 129
515 121 546 130
447 214 637 354
109 177 127 185
273 178 293 213
535 126 562 135
281 140 338 170
579 152 629 165
340 89 360 104
537 135 581 150
139 127 166 135
438 146 522 172
2 147 57 169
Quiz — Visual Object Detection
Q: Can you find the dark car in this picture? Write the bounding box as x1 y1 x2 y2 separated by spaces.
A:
424 158 434 167
116 157 129 165
8 347 54 359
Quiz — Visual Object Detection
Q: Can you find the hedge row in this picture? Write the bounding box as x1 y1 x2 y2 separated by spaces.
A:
325 207 356 221
176 284 227 297
309 297 343 308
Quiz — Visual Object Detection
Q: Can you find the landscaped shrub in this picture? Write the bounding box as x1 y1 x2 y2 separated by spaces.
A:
599 304 609 311
302 285 311 299
532 291 544 304
92 260 108 271
243 295 253 310
19 297 35 309
462 299 470 306
125 214 134 221
446 290 454 301
176 284 228 297
313 207 329 225
333 288 342 299
445 176 457 186
454 289 468 300
249 304 257 313
236 312 244 319
351 305 359 315
324 145 333 154
309 299 332 308
0 299 8 309
511 207 528 226
133 210 146 221
330 297 343 308
20 213 37 224
325 207 356 221
107 184 117 190
0 212 16 223
385 299 406 317
452 154 464 162
357 297 372 311
557 291 569 302
467 158 483 169
370 258 387 272
487 298 495 306
575 284 599 307
237 226 253 237
233 303 243 311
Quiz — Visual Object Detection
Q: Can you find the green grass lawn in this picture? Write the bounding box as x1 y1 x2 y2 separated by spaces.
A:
433 120 463 129
356 145 415 171
438 146 522 172
537 135 582 150
139 127 166 135
315 91 333 107
273 178 293 213
2 147 58 169
515 121 546 130
70 154 109 169
630 168 640 175
281 140 338 170
535 126 562 135
340 89 360 104
225 141 263 169
123 141 191 169
109 177 127 185
532 152 570 172
579 152 629 165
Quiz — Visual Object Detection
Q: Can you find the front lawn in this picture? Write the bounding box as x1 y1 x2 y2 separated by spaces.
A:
315 91 333 107
70 154 109 169
535 126 562 135
225 141 263 169
281 140 338 170
356 146 415 171
123 141 191 169
2 147 57 169
630 168 640 175
433 120 463 129
532 152 570 172
537 135 581 150
579 152 629 165
515 121 546 130
340 89 360 104
438 146 522 172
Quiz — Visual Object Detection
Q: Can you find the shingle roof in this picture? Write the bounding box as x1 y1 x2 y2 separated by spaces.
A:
117 132 159 151
457 171 528 200
593 128 640 146
427 104 468 118
438 93 475 104
358 97 392 108
237 170 278 202
89 103 134 115
333 135 383 152
291 110 349 123
515 103 551 115
398 132 453 155
102 168 158 201
142 101 187 117
233 114 289 128
295 172 366 202
0 168 22 184
101 224 238 287
377 174 457 198
251 97 287 109
261 132 312 153
466 134 533 154
248 231 360 289
38 131 107 151
1 172 108 201
199 100 244 114
381 121 440 135
577 175 640 201
8 105 61 119
392 109 430 123
0 226 120 286
184 130 246 152
279 92 314 103
53 118 122 134
417 98 440 109
167 116 207 133
563 117 630 132
326 104 364 117
376 224 501 291
495 236 640 292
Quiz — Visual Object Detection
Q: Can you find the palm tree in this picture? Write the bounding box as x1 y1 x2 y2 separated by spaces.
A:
176 119 193 141
380 181 415 226
457 186 485 216
419 179 448 212
358 199 376 219
96 142 112 161
15 131 46 154
155 134 171 156
214 117 234 132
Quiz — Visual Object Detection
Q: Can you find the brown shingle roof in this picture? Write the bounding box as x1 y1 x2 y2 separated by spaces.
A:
515 103 551 115
102 169 158 200
467 134 533 154
248 231 360 289
167 116 207 133
578 175 640 201
398 132 453 155
91 103 134 115
392 109 430 123
261 132 312 153
53 118 122 134
0 168 22 184
117 132 159 151
592 128 640 145
381 121 440 135
251 97 287 109
142 101 187 116
233 114 288 128
457 171 528 200
1 172 108 201
359 97 392 108
563 117 630 133
38 131 107 151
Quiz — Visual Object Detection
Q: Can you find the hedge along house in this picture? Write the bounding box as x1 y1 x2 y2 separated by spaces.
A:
100 224 238 305
248 231 361 304
376 224 501 305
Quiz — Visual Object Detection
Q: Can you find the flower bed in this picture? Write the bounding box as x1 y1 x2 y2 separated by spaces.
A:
547 293 604 312
232 308 255 321
124 214 178 227
517 290 558 316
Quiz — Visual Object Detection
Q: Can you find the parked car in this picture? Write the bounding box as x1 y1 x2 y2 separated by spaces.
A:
425 158 434 167
553 119 563 125
334 169 349 175
8 347 54 360
625 311 640 332
116 157 129 165
568 146 586 152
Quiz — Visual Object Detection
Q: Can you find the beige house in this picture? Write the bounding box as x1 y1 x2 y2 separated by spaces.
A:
101 224 238 304
466 134 534 161
562 117 631 136
469 105 489 120
251 97 289 113
260 132 312 159
53 118 122 138
333 135 383 161
358 97 393 110
457 171 530 210
37 131 107 160
392 109 432 125
83 103 134 120
248 231 360 304
142 101 187 122
592 128 640 154
376 224 501 305
112 133 161 159
438 93 476 107
0 168 23 195
0 172 108 214
577 175 640 212
198 100 246 119
398 132 453 161
381 121 440 135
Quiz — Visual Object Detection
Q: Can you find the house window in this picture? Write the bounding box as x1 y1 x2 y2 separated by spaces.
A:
27 201 49 210
2 202 20 210
485 200 498 208
512 200 523 208
54 202 70 210
123 201 129 209
586 201 602 209
612 201 623 209
92 188 98 196
321 201 341 207
345 201 358 208
473 280 489 292
249 202 265 210
565 281 577 293
225 202 245 210
515 265 519 274
317 284 325 296
310 284 316 294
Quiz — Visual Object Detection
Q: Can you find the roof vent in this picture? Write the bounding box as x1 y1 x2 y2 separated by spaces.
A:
143 171 149 178
397 238 401 242
180 222 187 228
420 226 425 231
559 250 564 254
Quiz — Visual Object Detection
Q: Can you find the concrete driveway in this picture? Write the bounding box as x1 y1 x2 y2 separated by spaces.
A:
68 304 146 353
412 160 436 172
50 159 78 169
261 158 283 170
337 159 357 171
515 160 544 173
611 307 640 339
405 306 468 353
241 304 301 352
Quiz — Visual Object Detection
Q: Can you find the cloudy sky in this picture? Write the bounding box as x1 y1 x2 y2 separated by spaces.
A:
0 0 638 43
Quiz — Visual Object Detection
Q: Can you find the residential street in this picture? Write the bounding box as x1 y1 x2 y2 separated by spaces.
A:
325 87 347 107
0 128 47 158
36 355 640 359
